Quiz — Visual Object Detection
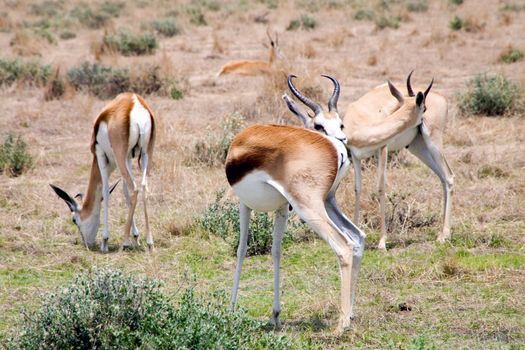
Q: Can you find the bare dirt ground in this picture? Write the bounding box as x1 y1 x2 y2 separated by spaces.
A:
0 0 524 348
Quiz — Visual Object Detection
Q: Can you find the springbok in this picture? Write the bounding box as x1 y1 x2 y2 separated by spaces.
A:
284 73 453 250
50 92 156 253
216 28 282 77
226 122 364 334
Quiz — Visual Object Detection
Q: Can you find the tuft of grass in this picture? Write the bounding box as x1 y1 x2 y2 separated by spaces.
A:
59 31 76 40
186 6 207 26
406 0 428 12
287 15 317 31
354 8 375 20
146 17 179 37
499 46 524 63
30 0 63 17
0 58 50 86
477 164 509 179
44 68 65 101
0 132 33 177
70 6 110 29
458 73 520 116
449 15 463 30
449 0 463 5
375 15 401 30
7 268 304 349
102 29 158 56
196 190 312 256
190 112 245 166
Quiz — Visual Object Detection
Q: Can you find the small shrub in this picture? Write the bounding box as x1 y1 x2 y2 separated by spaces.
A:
8 268 301 349
0 58 50 86
458 73 520 116
287 15 317 30
70 6 110 29
477 164 509 179
169 84 184 100
59 31 76 40
44 68 65 101
449 15 463 30
147 17 179 37
30 0 63 17
407 0 428 12
99 1 126 16
499 46 524 63
191 112 245 166
187 6 207 26
67 62 130 99
449 0 463 5
376 16 401 30
103 30 158 56
0 133 33 177
197 190 312 256
354 8 375 20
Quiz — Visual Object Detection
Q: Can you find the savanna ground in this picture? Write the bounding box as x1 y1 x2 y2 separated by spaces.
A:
0 0 524 348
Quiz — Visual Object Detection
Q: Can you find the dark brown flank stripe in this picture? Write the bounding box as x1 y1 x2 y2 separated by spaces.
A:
225 149 267 186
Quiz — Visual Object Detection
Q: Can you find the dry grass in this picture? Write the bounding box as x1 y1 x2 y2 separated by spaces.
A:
1 0 525 349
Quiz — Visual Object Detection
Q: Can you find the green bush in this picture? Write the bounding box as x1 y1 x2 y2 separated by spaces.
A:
147 17 179 37
449 15 463 30
70 6 110 29
353 8 375 20
376 15 401 30
197 190 312 256
499 47 524 63
458 73 520 116
0 133 33 177
287 15 317 30
67 62 130 99
30 1 63 17
99 1 126 16
103 30 158 56
8 268 302 349
449 0 463 5
59 31 76 40
191 112 245 166
406 0 428 12
0 58 50 86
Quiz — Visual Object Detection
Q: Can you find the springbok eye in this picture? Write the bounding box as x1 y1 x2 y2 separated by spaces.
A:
340 124 345 130
314 124 325 132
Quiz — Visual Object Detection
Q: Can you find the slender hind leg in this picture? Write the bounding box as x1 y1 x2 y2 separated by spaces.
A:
270 205 289 328
377 146 388 250
140 150 153 250
96 151 111 253
408 127 454 242
123 183 140 245
351 155 362 225
231 202 251 311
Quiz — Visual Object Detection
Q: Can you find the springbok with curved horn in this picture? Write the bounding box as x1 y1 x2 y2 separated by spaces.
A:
216 28 283 76
50 92 156 252
285 73 452 250
226 121 365 334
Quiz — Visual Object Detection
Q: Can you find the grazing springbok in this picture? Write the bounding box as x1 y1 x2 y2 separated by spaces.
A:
50 92 156 252
216 28 282 76
284 73 452 250
226 122 364 334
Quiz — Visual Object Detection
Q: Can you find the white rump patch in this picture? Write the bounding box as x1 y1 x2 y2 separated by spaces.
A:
129 94 152 153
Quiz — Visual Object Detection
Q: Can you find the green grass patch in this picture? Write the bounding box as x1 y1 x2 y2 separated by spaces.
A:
0 133 33 177
103 29 158 56
0 58 50 87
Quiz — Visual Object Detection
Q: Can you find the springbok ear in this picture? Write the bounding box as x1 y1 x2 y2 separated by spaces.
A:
282 94 310 127
50 184 78 212
75 192 84 201
416 91 424 107
388 80 404 104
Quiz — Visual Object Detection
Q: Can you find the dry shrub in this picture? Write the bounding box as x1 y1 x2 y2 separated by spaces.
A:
212 30 226 55
367 54 378 66
463 16 485 33
0 12 13 32
44 68 65 101
499 12 513 26
329 28 349 48
498 45 524 63
302 43 317 59
9 30 42 56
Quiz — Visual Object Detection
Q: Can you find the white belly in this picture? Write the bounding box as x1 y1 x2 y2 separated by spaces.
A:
232 171 287 212
351 127 418 160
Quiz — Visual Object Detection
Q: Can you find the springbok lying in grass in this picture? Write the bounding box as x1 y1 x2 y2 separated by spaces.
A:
225 120 364 334
216 28 282 76
50 93 156 252
284 73 452 250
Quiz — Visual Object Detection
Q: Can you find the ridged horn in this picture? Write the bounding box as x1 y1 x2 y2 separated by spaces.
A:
321 74 340 112
407 70 415 97
287 75 322 115
424 78 434 98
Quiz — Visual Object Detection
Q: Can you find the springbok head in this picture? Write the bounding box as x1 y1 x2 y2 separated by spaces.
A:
264 28 283 61
387 73 434 123
283 74 347 143
50 182 119 247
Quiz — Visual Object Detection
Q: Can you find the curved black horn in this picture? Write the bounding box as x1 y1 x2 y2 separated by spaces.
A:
424 78 434 98
406 70 415 97
287 75 322 115
321 74 340 112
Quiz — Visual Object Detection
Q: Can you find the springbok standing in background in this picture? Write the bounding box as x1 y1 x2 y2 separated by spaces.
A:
225 119 365 334
284 73 450 250
50 92 156 252
216 28 283 76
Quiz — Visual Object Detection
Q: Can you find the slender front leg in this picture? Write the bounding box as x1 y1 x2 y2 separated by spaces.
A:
377 146 388 250
271 205 289 328
325 195 366 320
123 182 140 244
96 152 110 253
231 202 251 311
140 151 153 251
352 155 362 225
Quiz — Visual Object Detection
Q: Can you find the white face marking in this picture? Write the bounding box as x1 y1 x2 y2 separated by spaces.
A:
312 112 347 143
72 209 100 246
